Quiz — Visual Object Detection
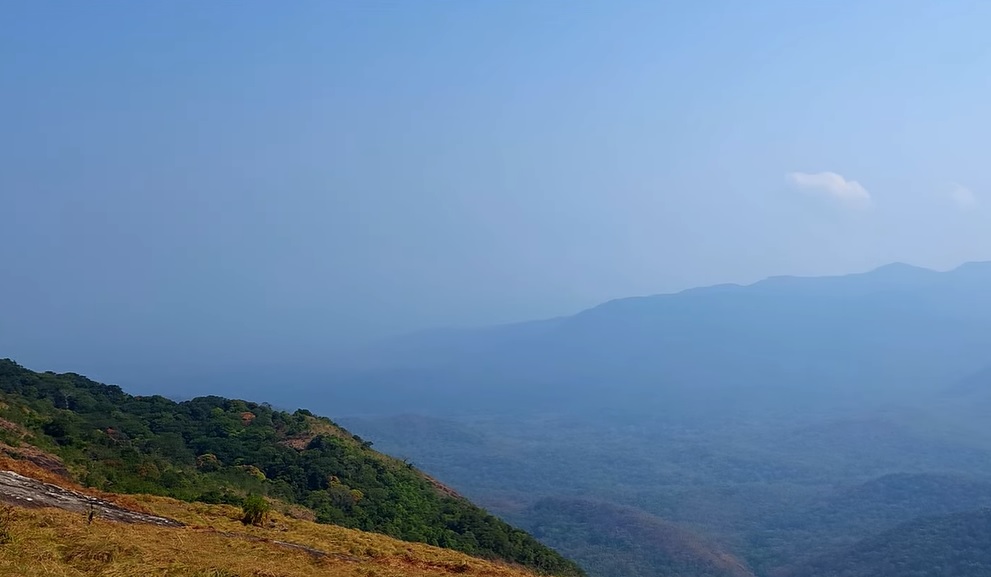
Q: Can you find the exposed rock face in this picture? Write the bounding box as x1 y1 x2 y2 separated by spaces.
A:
0 470 184 527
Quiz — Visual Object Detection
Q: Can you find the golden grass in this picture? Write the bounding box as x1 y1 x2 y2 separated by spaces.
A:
0 471 542 577
0 441 545 577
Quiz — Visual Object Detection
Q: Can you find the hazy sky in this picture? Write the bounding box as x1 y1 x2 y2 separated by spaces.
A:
3 1 991 380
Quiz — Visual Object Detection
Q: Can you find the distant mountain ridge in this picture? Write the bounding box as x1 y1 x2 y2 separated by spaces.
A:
310 261 991 418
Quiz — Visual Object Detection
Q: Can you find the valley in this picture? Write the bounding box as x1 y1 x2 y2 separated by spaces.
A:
329 263 991 577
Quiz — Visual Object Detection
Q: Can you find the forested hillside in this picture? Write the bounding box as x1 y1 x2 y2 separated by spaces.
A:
0 359 583 577
523 498 756 577
747 473 991 571
787 509 991 577
344 406 991 577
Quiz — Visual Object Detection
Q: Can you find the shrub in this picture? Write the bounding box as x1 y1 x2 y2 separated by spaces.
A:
241 494 270 526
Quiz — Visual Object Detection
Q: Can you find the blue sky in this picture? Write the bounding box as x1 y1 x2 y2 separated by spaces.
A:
3 1 991 382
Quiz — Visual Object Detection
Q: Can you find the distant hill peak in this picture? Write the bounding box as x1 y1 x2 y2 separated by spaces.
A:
953 259 991 270
582 261 948 317
870 261 933 273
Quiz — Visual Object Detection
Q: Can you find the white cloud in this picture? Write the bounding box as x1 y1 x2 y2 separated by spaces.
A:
949 184 977 209
787 171 871 209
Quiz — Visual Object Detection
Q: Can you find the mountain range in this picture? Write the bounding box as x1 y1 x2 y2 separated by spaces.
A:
330 261 991 577
300 261 991 419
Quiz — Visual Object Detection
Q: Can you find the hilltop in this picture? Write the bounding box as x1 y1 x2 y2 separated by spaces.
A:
0 359 583 577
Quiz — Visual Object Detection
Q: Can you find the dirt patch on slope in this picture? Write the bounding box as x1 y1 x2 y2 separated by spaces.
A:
0 442 72 479
424 474 464 500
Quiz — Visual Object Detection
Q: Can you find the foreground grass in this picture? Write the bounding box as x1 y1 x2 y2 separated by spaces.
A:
0 459 543 577
0 502 545 577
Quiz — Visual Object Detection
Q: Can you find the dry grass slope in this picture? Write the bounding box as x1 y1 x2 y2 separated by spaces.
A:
0 459 545 577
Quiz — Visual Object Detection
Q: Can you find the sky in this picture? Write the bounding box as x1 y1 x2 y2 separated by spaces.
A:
3 0 991 386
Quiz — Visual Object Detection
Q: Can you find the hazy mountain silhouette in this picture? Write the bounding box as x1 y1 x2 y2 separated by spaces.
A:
945 363 991 398
309 261 991 418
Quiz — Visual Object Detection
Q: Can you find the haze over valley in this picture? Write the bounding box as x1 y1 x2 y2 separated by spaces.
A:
335 262 991 576
5 2 991 576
